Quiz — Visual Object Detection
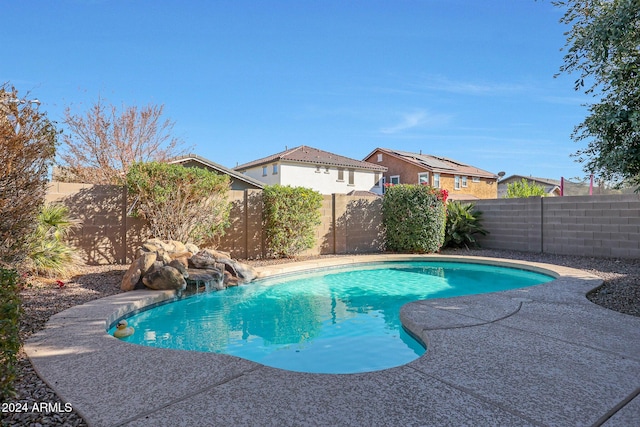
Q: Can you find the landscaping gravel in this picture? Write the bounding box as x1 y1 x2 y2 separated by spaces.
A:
2 250 638 426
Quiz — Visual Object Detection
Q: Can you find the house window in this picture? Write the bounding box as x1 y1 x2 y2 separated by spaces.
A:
337 168 344 181
433 173 440 188
315 165 321 173
262 166 267 176
390 175 400 185
377 153 383 162
454 175 461 190
418 172 429 185
325 166 330 174
472 176 481 183
348 169 355 185
272 164 278 175
374 172 380 187
462 176 467 187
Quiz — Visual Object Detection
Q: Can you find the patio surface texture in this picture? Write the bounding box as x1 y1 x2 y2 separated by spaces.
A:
25 254 640 427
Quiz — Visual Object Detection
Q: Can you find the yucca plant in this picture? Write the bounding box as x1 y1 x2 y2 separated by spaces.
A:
26 204 81 277
443 201 488 249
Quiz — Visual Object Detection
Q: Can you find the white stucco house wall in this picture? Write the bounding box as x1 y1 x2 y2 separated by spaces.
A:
234 145 387 195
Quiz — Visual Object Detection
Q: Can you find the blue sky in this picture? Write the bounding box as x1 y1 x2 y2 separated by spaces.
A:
2 0 593 180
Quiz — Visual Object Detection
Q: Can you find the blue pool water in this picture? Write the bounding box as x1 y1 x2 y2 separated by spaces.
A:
110 261 553 374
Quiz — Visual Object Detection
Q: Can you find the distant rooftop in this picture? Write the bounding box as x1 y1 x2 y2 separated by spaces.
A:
169 154 265 189
368 148 497 179
235 145 387 172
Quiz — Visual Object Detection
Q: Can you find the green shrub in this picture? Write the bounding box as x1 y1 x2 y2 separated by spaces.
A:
126 162 231 245
262 185 323 258
444 201 488 249
26 204 80 277
0 268 21 400
382 184 447 253
505 178 546 198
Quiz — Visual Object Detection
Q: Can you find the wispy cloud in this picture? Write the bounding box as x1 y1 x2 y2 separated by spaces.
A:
414 75 528 96
380 110 452 134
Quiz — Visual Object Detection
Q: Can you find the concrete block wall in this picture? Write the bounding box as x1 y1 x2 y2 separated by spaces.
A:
218 192 383 259
46 182 130 264
474 194 640 259
47 182 639 264
473 198 543 252
542 194 640 258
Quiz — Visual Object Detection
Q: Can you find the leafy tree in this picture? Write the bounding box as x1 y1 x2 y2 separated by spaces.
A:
443 201 488 249
504 179 547 198
262 185 323 258
126 162 231 245
1 83 58 266
554 0 640 189
59 97 189 185
382 184 447 253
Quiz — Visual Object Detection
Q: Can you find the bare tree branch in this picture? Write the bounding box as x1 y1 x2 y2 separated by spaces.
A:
58 97 190 184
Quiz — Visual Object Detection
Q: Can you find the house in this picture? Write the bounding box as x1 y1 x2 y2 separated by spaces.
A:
234 145 387 195
168 154 265 191
363 148 498 200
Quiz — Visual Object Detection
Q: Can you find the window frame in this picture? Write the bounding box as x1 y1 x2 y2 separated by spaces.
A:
418 172 429 185
262 166 267 176
454 175 461 190
390 175 400 185
348 169 355 186
433 173 440 188
461 175 468 187
337 168 344 182
272 163 278 175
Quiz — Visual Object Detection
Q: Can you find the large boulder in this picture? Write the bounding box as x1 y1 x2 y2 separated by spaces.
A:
217 258 259 283
142 266 187 291
122 240 256 292
121 252 157 291
168 259 189 279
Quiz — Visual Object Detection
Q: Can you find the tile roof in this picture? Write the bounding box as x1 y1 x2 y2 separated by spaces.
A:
235 145 387 172
369 148 497 179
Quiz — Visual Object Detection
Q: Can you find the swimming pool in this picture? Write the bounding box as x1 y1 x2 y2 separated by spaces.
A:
109 261 553 374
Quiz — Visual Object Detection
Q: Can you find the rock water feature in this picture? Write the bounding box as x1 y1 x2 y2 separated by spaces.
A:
121 239 258 294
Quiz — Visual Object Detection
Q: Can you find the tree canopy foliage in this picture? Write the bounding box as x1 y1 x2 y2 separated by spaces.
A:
555 0 640 189
504 178 547 198
126 162 231 245
1 84 58 266
59 97 188 185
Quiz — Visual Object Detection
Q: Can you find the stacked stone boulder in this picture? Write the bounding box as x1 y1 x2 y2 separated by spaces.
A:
121 239 258 292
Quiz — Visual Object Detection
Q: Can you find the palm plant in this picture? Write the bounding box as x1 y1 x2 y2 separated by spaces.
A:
443 201 488 249
26 204 81 277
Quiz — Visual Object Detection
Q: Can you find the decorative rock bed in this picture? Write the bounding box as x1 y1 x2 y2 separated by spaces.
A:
121 239 258 292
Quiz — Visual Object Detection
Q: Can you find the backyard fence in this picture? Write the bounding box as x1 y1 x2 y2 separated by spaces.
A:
46 181 640 265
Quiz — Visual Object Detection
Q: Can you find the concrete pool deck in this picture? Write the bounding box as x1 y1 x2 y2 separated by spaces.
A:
25 254 640 426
